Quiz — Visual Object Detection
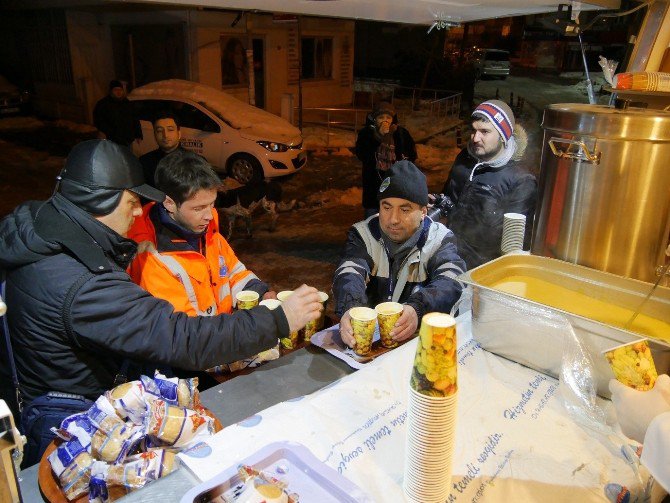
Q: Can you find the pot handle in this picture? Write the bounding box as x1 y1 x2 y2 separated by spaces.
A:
548 137 601 164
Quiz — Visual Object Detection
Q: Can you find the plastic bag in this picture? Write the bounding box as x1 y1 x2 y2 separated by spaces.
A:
598 56 618 86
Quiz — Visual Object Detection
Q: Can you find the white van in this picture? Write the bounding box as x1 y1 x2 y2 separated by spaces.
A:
129 79 306 184
470 49 511 79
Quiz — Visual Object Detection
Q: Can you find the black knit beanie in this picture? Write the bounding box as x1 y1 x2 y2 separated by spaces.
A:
377 160 428 206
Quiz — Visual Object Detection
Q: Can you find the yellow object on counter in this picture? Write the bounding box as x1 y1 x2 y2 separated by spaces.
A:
489 276 670 341
604 339 658 391
411 313 457 397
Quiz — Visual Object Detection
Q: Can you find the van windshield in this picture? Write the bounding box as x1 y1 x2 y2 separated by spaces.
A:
485 51 509 62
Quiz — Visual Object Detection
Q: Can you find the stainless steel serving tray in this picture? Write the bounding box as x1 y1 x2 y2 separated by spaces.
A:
458 254 670 397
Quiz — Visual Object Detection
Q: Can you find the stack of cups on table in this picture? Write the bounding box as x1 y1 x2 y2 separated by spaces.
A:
404 312 458 503
276 290 329 349
500 212 526 254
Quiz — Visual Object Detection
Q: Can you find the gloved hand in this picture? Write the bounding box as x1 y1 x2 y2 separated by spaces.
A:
609 374 670 443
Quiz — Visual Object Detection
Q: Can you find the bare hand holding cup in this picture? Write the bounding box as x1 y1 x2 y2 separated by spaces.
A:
280 284 322 334
390 305 419 342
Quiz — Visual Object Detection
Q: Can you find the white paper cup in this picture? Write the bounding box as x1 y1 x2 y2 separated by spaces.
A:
259 299 281 310
276 290 294 302
501 213 527 254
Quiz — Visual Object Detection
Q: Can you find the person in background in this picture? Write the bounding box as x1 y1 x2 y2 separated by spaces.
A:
93 79 142 147
139 110 186 188
333 160 465 347
608 375 670 498
439 99 537 269
355 101 417 218
0 139 320 466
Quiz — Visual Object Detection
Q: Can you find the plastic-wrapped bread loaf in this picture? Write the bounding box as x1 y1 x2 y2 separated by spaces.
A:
145 399 213 447
48 438 94 501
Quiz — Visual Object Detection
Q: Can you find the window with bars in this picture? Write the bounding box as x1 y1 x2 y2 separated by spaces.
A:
301 37 333 80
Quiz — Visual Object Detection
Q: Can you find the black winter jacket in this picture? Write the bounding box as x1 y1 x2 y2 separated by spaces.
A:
442 126 537 269
0 194 285 404
139 146 187 188
355 115 417 210
333 216 465 320
93 96 142 146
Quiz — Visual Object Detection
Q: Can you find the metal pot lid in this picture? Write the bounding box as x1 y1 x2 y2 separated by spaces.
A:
542 103 670 141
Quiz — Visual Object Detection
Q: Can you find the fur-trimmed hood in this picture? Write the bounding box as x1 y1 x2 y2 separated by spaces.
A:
510 123 528 162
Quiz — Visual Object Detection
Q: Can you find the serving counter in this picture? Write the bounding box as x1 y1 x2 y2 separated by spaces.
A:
20 314 655 502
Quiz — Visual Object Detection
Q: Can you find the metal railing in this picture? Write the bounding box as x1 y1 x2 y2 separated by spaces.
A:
294 83 463 147
293 107 370 147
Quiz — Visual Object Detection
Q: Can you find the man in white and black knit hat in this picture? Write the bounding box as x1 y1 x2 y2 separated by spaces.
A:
439 99 537 269
333 160 466 347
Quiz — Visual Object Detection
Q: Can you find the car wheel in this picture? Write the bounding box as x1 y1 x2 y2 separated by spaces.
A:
228 154 263 184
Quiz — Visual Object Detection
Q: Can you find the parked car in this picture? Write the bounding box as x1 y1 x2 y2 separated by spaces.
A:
469 49 510 80
129 79 306 184
0 75 31 116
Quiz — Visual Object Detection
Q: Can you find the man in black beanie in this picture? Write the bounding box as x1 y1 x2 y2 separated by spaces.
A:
93 79 143 147
333 160 466 347
0 139 323 466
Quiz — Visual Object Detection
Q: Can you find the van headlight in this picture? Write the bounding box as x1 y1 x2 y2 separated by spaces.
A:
257 140 289 152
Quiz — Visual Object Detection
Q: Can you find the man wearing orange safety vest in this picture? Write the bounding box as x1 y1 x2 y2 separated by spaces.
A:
127 150 277 317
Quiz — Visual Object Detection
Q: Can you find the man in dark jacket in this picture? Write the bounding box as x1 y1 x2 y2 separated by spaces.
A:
0 140 322 466
333 160 465 347
93 79 142 147
139 110 186 188
441 100 537 269
355 101 417 218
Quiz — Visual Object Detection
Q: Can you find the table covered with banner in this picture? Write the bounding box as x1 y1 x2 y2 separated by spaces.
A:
20 313 655 502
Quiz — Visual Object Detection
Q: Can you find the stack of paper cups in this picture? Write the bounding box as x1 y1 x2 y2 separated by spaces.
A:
404 313 457 503
500 212 526 254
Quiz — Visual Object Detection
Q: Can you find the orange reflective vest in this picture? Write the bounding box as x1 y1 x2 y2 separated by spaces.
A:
127 203 260 316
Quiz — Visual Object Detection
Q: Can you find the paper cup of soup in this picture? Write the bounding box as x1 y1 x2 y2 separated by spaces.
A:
604 339 658 391
259 299 281 310
236 290 259 310
304 291 330 343
349 307 377 356
276 291 300 349
375 302 403 348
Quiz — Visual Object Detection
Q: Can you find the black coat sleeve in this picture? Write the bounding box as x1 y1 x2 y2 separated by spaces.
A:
68 272 283 371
